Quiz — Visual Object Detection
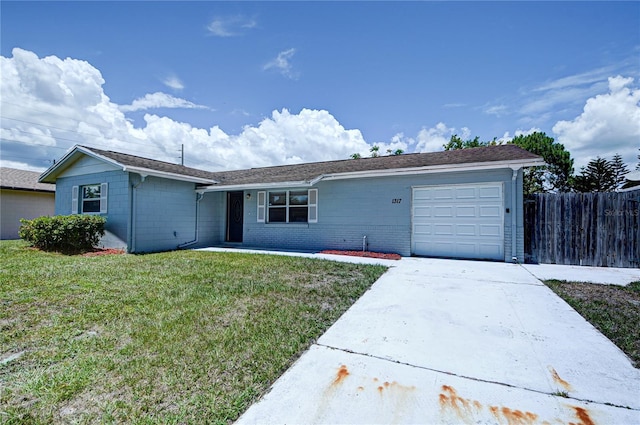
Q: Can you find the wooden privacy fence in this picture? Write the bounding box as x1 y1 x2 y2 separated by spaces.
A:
524 190 640 268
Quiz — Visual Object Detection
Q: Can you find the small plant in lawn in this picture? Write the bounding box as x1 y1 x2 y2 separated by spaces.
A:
19 214 106 254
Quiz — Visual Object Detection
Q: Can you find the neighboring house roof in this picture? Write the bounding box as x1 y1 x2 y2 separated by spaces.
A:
621 170 640 191
39 144 544 189
39 145 218 184
204 144 545 190
1 167 56 192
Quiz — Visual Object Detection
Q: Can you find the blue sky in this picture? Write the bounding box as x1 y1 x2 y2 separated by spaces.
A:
1 1 639 172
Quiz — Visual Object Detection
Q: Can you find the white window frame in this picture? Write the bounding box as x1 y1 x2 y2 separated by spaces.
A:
73 183 108 214
257 189 318 223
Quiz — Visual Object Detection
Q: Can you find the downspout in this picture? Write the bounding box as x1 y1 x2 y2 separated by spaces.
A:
129 174 147 253
178 192 204 249
511 168 518 263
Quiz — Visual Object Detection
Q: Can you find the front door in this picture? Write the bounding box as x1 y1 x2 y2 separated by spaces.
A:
226 191 244 243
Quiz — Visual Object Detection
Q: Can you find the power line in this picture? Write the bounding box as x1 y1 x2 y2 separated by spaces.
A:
0 100 135 135
0 115 154 151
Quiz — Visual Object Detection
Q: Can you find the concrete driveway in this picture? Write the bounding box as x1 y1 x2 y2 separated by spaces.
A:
234 255 640 425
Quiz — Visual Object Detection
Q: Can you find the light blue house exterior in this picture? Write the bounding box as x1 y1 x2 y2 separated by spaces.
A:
40 144 544 262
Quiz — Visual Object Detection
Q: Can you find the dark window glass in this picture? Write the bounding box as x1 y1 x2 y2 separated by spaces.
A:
269 192 286 206
268 207 286 222
289 207 308 222
83 200 100 213
289 191 308 205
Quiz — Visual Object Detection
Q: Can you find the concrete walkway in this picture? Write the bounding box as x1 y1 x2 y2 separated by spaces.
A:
223 253 640 424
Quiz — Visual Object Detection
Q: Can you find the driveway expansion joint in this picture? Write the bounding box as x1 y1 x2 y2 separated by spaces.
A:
314 342 638 411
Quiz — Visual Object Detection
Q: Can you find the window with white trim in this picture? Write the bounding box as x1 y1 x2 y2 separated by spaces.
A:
257 189 317 223
72 183 108 214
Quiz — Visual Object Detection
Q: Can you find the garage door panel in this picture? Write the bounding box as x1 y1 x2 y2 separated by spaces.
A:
434 206 453 217
414 206 431 217
480 205 501 217
479 186 502 199
455 187 476 199
479 244 502 258
479 224 502 237
414 191 432 201
412 183 504 261
455 243 477 257
433 188 454 200
455 206 476 217
434 224 454 236
414 224 432 235
456 224 477 236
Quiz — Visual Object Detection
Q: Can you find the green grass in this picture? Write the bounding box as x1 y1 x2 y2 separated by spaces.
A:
0 240 387 424
545 279 640 368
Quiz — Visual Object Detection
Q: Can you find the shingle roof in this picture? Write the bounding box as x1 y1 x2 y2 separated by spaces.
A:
84 146 218 181
46 144 542 187
1 167 56 192
207 144 543 186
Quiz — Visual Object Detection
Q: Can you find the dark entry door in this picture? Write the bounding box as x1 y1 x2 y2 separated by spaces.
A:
226 191 244 243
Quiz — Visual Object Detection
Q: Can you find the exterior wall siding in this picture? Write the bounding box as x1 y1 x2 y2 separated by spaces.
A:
0 189 55 239
131 175 201 253
58 155 120 177
193 191 224 248
238 168 519 259
54 170 130 249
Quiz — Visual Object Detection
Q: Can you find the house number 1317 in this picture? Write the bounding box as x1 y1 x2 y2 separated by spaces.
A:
392 198 402 204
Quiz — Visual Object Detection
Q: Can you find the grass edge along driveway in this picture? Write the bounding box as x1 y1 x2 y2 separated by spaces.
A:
0 241 387 424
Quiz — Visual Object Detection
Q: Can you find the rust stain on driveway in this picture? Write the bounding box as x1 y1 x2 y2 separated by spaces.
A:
548 366 573 392
439 385 599 425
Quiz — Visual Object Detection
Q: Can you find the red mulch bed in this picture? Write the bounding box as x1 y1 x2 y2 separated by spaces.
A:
81 248 126 257
320 250 401 260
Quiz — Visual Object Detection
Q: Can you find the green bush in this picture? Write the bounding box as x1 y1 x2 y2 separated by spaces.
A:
19 215 106 253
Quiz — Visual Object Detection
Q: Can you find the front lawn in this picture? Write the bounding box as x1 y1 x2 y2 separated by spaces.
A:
545 279 640 368
0 241 386 424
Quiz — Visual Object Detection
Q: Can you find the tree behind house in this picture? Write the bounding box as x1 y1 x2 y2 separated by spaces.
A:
572 155 629 192
441 132 574 195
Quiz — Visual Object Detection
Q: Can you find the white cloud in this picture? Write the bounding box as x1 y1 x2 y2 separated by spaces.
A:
119 92 209 112
414 122 471 152
484 104 507 117
264 48 298 80
162 76 184 90
0 159 48 172
207 16 257 37
495 127 541 144
0 48 374 172
552 75 640 168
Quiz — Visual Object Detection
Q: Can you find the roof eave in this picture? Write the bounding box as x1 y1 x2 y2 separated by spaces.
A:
313 158 546 182
199 180 312 192
1 186 55 193
123 166 217 184
199 158 545 191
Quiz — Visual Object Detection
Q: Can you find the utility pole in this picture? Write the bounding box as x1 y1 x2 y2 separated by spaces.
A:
179 144 184 166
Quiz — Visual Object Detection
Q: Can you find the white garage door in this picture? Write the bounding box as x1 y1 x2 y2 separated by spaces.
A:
412 183 504 260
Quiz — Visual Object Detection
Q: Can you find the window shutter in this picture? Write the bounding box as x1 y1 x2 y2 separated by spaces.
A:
100 183 108 213
71 186 79 214
257 191 266 222
308 189 318 223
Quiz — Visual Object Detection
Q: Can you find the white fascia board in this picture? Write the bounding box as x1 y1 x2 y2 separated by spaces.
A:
123 166 217 184
317 158 546 182
200 180 312 192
